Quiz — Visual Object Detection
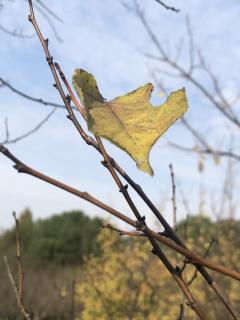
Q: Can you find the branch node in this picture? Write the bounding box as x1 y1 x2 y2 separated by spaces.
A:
0 144 7 153
27 14 33 22
44 38 49 46
175 265 181 274
151 248 157 255
186 301 195 308
66 94 71 104
119 184 128 193
136 216 146 231
46 56 53 64
13 164 25 173
86 137 94 145
158 230 170 237
54 62 63 77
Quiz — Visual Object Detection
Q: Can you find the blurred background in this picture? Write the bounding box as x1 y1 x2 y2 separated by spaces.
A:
0 1 240 319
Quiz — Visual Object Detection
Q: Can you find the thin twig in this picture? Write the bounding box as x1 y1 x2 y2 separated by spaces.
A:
167 140 240 162
153 0 180 13
1 107 57 145
33 1 63 42
102 223 144 237
176 303 185 320
0 23 34 38
13 211 24 306
3 256 31 320
0 77 67 110
187 237 215 286
169 164 177 230
35 0 63 23
3 211 31 320
4 117 10 141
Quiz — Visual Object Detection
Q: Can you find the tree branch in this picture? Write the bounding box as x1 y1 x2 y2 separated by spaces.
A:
0 107 57 145
0 77 67 110
153 0 180 13
3 211 31 320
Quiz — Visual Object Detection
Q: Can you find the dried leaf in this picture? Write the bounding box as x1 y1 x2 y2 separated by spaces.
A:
73 69 188 175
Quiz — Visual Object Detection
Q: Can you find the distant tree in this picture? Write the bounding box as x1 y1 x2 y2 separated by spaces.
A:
0 209 102 267
0 208 102 319
77 216 240 320
28 210 102 266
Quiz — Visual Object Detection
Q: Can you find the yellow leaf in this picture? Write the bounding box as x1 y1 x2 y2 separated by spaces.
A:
73 69 188 175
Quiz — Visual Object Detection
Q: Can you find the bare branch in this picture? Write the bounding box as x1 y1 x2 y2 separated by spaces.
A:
13 211 25 306
167 140 240 162
169 164 177 230
176 303 185 320
33 1 63 42
0 0 62 40
136 9 240 128
0 77 67 110
102 223 144 237
4 117 10 141
153 0 180 13
1 107 57 145
187 237 215 286
3 257 31 320
35 0 63 23
0 23 34 38
3 211 31 320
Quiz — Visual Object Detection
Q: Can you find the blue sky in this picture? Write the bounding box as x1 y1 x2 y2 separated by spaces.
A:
1 0 240 230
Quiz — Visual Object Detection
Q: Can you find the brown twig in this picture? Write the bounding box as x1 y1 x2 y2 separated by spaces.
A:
176 303 185 320
102 223 144 237
187 237 215 286
3 257 31 320
3 211 31 320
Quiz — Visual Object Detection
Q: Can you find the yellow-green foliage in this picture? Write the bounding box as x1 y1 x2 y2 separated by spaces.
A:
76 219 240 320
